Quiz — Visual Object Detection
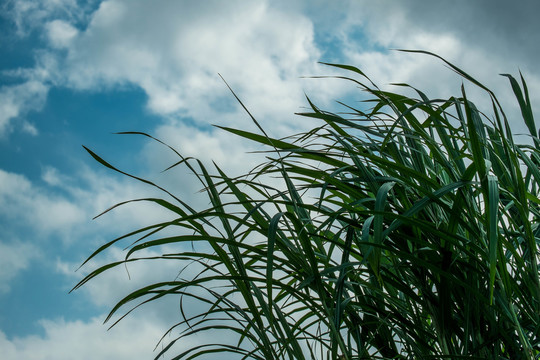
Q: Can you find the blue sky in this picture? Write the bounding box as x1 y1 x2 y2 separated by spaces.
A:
1 0 539 358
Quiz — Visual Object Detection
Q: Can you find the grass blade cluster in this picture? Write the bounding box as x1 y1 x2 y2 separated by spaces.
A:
74 52 540 359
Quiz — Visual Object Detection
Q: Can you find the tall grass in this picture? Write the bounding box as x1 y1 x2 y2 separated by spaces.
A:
73 51 540 359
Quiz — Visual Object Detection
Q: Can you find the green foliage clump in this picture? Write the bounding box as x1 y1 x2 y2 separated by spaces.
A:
74 51 540 359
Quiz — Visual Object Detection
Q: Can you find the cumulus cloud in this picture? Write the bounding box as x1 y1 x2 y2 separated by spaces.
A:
56 0 326 126
0 242 39 294
0 48 61 136
2 0 348 139
45 19 78 48
334 0 540 134
2 1 540 358
5 0 89 37
4 0 539 139
0 81 48 137
0 169 86 239
0 305 248 360
0 315 167 360
5 0 347 139
0 0 84 136
0 163 182 249
350 0 540 74
149 121 264 175
0 162 196 324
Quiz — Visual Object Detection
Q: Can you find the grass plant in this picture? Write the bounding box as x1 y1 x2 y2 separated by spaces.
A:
73 50 540 359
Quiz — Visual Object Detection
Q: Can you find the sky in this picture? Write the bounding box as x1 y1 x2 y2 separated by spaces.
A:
0 0 539 358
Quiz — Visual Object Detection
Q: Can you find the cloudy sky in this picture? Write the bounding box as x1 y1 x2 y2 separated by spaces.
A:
1 0 539 358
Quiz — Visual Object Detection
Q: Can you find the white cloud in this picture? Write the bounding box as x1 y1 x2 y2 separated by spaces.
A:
45 19 78 48
21 121 39 136
2 2 540 357
36 0 343 135
0 81 49 137
6 0 85 37
0 169 86 239
0 315 168 360
41 166 65 186
64 246 192 310
57 235 239 358
0 164 181 248
150 122 264 176
73 163 183 235
2 0 341 139
335 1 540 135
0 242 39 294
0 305 250 360
0 162 200 325
4 0 539 140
